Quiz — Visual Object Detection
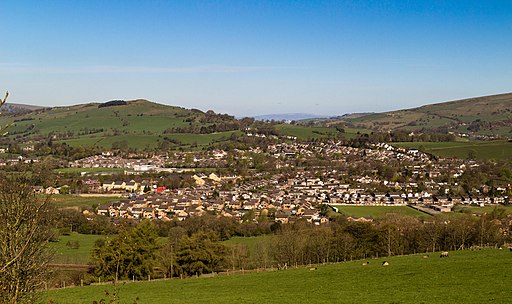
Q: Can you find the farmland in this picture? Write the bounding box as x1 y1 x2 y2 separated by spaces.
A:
48 194 120 210
50 233 105 264
346 92 512 137
274 124 350 140
42 249 512 303
4 100 243 150
393 140 512 160
331 205 427 218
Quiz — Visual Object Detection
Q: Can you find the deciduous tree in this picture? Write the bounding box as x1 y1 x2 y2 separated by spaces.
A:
0 175 55 303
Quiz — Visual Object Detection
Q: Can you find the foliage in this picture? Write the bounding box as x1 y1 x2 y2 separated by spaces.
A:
91 221 160 281
175 231 227 276
0 175 55 303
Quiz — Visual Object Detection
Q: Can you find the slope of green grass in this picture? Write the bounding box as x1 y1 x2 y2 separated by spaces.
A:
50 233 105 264
222 235 270 256
42 249 512 303
275 124 350 140
394 140 512 160
5 100 242 150
332 205 427 218
453 205 512 215
49 195 120 210
347 93 512 136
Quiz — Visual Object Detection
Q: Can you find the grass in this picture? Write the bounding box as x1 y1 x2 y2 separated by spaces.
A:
394 140 512 160
42 249 512 303
275 124 351 140
50 233 106 264
5 100 240 150
48 195 120 210
332 205 427 219
222 235 270 256
452 205 512 215
49 233 167 265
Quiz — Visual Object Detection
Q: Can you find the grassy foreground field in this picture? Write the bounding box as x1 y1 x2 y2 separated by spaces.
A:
331 205 427 218
42 249 512 303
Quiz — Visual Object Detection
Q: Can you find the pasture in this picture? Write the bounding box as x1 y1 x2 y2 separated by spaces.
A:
42 249 512 303
49 194 119 210
5 100 240 150
50 233 105 264
275 124 352 140
394 140 512 160
452 205 512 216
332 205 427 218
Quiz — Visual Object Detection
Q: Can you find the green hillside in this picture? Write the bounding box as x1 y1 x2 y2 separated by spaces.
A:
394 140 512 160
2 100 245 150
42 249 511 303
347 92 512 137
2 99 348 150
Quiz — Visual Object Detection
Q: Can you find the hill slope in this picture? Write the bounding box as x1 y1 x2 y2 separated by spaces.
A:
43 249 511 304
346 92 512 138
1 99 244 150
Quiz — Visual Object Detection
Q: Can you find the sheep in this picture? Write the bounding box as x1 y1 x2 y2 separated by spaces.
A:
362 261 369 266
309 267 317 271
440 251 449 258
382 261 389 266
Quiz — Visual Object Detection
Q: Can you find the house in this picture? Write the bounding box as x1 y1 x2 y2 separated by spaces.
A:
102 181 115 191
45 187 59 195
125 181 139 192
275 213 290 224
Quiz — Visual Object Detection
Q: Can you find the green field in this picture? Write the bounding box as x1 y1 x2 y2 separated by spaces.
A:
42 249 512 303
222 235 270 256
275 124 352 140
50 233 106 264
393 141 512 160
347 93 512 137
49 195 120 210
59 131 240 150
331 205 427 218
453 205 512 215
5 100 241 150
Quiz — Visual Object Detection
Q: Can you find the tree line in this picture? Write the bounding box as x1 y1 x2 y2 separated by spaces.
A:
88 209 511 283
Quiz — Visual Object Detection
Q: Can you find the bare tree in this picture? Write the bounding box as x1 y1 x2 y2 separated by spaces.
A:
0 90 10 136
0 167 55 302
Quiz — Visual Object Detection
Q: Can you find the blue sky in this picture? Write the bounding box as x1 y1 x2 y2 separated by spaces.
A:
1 1 511 116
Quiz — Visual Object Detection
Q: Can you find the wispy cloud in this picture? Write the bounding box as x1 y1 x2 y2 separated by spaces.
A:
0 63 289 74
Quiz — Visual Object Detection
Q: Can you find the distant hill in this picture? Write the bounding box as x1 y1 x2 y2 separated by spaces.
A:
344 92 512 138
0 103 45 114
1 99 248 150
252 113 329 121
0 99 351 150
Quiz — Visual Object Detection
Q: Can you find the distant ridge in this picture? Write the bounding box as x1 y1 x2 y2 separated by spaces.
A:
344 92 512 138
0 103 45 114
